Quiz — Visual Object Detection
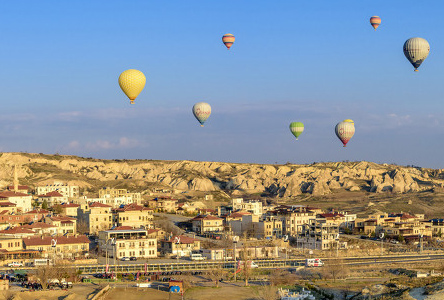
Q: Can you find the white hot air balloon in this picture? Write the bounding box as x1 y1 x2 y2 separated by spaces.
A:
335 120 355 147
192 102 212 127
403 38 430 72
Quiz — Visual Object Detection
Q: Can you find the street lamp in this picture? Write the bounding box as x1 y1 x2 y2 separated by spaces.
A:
419 234 424 253
51 239 57 264
174 236 181 262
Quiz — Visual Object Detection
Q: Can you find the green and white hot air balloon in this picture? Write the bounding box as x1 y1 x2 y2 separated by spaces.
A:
192 102 212 127
289 122 304 140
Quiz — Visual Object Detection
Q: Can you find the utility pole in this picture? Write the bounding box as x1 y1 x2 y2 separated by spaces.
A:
233 236 239 282
380 233 385 256
419 234 424 254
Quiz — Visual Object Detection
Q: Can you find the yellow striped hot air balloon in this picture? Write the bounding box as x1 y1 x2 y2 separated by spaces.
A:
222 33 235 50
370 16 381 30
118 69 146 104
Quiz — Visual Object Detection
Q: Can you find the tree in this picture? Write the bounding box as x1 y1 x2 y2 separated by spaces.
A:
240 235 252 286
322 258 349 282
35 265 55 290
269 269 296 286
53 204 63 215
77 219 89 234
42 200 48 210
255 284 279 300
207 266 226 287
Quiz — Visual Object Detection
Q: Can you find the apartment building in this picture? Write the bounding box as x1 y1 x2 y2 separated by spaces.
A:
0 191 32 212
58 203 80 217
267 205 318 236
77 202 113 235
44 216 77 235
296 219 340 250
37 191 68 207
147 197 178 212
160 235 201 257
232 198 263 215
190 215 223 234
113 203 154 229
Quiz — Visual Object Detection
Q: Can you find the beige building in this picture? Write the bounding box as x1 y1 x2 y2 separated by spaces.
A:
44 216 77 235
297 219 340 250
58 203 80 217
147 197 178 212
268 205 317 236
190 215 223 234
160 235 201 257
98 229 157 259
229 215 283 239
77 202 113 235
23 235 90 259
112 203 154 229
232 198 263 215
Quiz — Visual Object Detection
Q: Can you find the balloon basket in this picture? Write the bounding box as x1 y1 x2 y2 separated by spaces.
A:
414 69 419 72
200 125 204 127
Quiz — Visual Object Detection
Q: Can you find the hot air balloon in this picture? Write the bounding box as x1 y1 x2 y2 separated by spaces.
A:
403 38 430 72
222 33 235 50
335 120 355 147
118 69 146 104
289 122 304 140
192 102 212 127
370 16 381 30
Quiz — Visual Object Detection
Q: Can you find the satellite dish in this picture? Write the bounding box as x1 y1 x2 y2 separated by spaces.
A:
419 234 424 238
174 237 181 244
233 236 239 243
51 239 57 248
379 233 385 239
283 235 289 242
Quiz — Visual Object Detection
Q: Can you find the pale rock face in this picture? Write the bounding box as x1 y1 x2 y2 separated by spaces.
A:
0 153 442 198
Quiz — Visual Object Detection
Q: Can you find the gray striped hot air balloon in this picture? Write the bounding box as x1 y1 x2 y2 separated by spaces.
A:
403 38 430 72
192 102 212 127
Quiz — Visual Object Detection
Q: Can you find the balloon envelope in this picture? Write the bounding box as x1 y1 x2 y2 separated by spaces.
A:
403 38 430 71
289 122 304 140
222 33 235 50
370 16 381 30
192 102 212 126
335 121 355 147
118 69 146 104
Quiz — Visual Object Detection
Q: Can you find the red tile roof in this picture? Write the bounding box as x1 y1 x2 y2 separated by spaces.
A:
147 229 160 234
164 235 198 244
114 203 152 212
59 203 79 208
21 222 55 229
7 185 29 190
191 215 222 221
38 191 64 197
89 202 111 208
26 209 51 214
49 216 76 222
24 235 90 246
111 226 133 230
0 227 36 235
0 202 17 207
227 211 251 218
0 191 29 197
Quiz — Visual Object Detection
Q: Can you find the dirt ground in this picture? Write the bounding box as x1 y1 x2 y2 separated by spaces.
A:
104 287 182 300
0 283 105 300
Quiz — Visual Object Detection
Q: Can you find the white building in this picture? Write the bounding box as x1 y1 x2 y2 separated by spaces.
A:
78 195 138 208
0 191 32 212
35 182 79 198
232 198 263 216
98 229 157 259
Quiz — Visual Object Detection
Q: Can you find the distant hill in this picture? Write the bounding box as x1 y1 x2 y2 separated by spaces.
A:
1 153 443 201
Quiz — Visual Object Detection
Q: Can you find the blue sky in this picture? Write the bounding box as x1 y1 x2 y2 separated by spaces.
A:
0 1 443 168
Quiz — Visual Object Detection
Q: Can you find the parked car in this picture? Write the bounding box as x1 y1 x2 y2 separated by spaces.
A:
130 257 137 261
7 262 23 267
120 257 130 261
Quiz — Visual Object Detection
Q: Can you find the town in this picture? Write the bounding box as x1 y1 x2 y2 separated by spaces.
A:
0 165 443 299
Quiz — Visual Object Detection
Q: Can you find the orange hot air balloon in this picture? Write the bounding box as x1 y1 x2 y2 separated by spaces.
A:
370 16 381 30
222 33 235 50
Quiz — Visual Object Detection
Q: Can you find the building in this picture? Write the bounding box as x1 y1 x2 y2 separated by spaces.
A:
228 215 283 239
23 235 90 259
77 202 113 235
0 202 18 214
20 222 58 236
232 198 263 216
0 236 39 261
98 229 157 259
0 191 32 212
44 216 77 235
58 203 80 217
37 191 68 207
190 215 223 234
35 182 80 198
296 219 340 250
267 205 317 236
160 235 201 257
147 197 178 212
112 203 154 229
99 187 142 204
7 185 30 194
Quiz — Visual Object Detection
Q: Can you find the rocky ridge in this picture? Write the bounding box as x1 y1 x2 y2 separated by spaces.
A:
1 153 443 197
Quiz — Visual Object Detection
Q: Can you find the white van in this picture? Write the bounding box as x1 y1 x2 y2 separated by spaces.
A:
237 261 259 268
190 253 207 261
